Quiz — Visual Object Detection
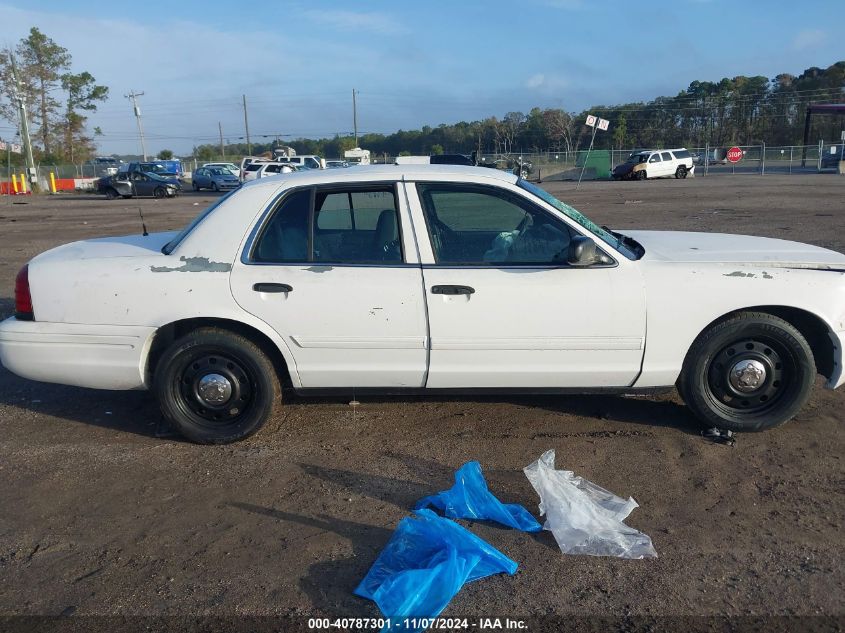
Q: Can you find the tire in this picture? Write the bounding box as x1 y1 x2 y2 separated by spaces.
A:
153 327 281 444
192 181 199 191
675 166 687 179
153 187 167 199
212 182 220 192
105 188 119 200
637 170 647 180
677 312 815 432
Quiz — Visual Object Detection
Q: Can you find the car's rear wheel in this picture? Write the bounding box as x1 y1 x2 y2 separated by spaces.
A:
105 188 119 200
675 166 688 179
153 328 280 444
678 312 815 432
153 186 167 198
637 170 647 180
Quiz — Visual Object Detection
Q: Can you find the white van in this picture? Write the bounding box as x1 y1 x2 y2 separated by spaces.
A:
238 157 271 181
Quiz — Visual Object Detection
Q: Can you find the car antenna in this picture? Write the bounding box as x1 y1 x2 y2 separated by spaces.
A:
138 207 149 236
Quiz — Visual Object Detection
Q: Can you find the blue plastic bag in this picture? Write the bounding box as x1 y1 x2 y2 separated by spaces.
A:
354 509 518 632
415 461 542 532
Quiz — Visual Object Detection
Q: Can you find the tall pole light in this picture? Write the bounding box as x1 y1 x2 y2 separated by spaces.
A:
242 95 251 156
9 52 37 190
218 121 225 158
352 88 358 147
125 90 147 160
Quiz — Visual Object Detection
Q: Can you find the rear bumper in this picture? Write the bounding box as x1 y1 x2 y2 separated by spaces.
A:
828 329 845 390
0 318 156 390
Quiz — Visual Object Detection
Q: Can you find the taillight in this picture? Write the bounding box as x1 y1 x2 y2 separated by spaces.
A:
15 264 34 321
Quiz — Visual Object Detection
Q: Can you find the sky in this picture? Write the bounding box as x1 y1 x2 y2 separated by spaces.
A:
0 0 842 156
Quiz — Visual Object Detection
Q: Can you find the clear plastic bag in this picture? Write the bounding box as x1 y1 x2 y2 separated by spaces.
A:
354 509 518 631
415 461 541 532
523 449 657 559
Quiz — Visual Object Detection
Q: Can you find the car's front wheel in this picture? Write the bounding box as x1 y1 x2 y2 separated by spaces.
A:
678 312 815 432
637 170 647 180
192 181 199 191
153 327 280 444
105 188 119 199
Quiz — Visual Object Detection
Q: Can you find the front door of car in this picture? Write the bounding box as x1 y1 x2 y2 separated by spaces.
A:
131 173 153 196
647 153 663 178
230 183 429 388
406 181 646 389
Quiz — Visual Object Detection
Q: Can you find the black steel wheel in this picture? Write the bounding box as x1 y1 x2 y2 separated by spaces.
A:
678 312 815 431
153 327 280 443
105 188 119 200
675 166 688 179
212 182 220 192
153 186 167 198
192 181 200 191
637 170 647 180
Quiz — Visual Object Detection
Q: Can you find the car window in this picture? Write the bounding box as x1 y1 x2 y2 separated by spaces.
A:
313 188 401 263
245 164 262 172
649 154 661 163
672 149 691 160
417 183 573 265
253 189 312 263
252 186 402 264
661 152 672 161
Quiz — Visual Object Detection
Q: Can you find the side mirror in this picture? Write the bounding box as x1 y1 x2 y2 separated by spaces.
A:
567 236 613 267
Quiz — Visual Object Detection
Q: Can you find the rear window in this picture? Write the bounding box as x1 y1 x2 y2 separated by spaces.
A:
672 149 691 160
245 164 263 172
162 191 236 254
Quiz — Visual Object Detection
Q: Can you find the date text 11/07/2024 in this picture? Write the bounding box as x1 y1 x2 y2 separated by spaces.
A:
307 617 528 630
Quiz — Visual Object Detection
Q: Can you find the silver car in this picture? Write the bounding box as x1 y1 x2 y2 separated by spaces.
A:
192 167 240 191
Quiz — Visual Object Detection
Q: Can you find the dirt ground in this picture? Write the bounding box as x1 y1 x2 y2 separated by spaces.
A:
0 174 843 632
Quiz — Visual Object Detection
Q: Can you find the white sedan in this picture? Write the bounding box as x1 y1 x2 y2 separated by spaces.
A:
1 166 843 443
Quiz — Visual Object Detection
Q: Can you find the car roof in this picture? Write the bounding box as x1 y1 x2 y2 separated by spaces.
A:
240 164 518 190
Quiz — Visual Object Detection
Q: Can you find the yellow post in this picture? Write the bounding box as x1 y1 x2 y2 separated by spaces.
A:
50 172 57 193
11 173 18 194
19 173 27 194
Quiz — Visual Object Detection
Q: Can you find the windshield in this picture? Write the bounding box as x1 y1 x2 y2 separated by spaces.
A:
162 190 236 255
517 179 635 258
627 153 648 163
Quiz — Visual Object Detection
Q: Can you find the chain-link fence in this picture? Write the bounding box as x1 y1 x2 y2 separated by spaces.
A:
2 141 844 193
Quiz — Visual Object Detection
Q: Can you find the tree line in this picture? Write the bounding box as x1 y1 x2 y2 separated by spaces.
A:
194 61 844 160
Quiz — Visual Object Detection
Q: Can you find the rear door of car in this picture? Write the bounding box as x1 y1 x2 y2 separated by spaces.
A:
404 178 646 389
230 180 428 388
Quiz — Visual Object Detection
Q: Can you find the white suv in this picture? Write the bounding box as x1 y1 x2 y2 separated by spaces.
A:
612 148 695 180
255 162 298 179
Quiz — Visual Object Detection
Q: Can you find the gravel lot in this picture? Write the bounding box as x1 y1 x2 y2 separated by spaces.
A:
0 174 843 632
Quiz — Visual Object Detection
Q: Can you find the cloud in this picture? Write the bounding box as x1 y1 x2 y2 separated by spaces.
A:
301 10 407 35
525 73 568 91
792 28 827 50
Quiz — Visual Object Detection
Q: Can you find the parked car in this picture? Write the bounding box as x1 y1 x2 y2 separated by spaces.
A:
241 162 267 182
325 160 350 168
255 162 298 179
238 157 271 181
97 171 182 199
2 165 844 444
613 149 694 180
203 162 241 178
820 145 845 169
280 155 325 170
192 166 240 191
119 161 180 179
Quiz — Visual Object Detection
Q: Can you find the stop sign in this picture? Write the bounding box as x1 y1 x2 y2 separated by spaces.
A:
727 146 743 163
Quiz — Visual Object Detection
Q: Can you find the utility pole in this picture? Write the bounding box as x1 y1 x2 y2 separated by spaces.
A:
352 88 358 147
242 94 251 156
9 52 37 191
218 121 225 158
125 90 147 160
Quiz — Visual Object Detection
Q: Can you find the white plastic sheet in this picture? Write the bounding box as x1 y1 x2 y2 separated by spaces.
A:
523 450 657 559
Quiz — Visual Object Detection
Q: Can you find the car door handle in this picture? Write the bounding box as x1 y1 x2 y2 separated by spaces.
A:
431 285 475 295
253 282 293 293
